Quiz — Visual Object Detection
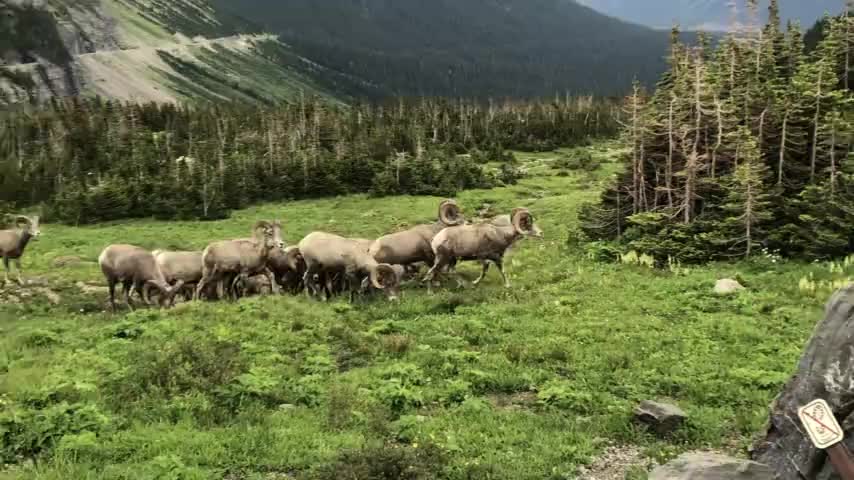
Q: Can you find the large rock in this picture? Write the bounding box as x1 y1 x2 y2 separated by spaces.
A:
753 284 854 479
714 279 745 295
650 452 774 480
633 400 686 435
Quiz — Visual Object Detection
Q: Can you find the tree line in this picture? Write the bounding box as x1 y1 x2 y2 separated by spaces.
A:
582 0 854 261
0 95 619 224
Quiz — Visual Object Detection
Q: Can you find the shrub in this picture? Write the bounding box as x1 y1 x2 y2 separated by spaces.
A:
105 337 246 415
310 442 447 480
0 401 112 463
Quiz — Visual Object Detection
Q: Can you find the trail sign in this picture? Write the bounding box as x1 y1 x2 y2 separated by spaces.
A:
798 399 844 449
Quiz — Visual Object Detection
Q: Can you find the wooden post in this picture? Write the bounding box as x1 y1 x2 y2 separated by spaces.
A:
827 443 854 480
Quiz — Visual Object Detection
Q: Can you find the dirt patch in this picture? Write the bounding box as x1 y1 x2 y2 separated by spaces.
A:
487 391 537 411
36 288 61 305
77 281 108 295
577 444 646 480
52 256 84 268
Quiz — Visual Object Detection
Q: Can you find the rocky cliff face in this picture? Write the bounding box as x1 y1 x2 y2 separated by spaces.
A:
0 0 347 105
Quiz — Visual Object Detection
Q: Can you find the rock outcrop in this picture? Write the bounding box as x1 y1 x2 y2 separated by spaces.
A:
650 452 774 480
752 284 854 479
633 400 686 436
714 279 745 295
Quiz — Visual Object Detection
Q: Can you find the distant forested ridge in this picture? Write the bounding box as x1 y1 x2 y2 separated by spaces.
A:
582 0 854 261
577 0 837 31
0 95 619 223
211 0 678 97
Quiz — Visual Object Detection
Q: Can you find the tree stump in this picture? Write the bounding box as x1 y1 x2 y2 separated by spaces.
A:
752 284 854 479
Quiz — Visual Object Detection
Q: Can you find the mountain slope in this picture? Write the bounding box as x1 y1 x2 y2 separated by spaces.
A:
211 0 677 97
0 0 360 105
576 0 840 31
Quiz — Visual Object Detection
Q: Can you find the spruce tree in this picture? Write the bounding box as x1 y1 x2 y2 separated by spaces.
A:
721 127 773 258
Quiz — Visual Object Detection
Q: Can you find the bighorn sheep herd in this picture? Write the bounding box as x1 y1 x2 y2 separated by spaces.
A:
3 201 543 310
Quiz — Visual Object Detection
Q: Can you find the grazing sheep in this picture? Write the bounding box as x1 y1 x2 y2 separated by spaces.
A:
299 232 399 302
368 200 465 269
424 208 541 290
99 244 184 311
358 263 412 300
151 250 214 301
267 246 306 294
0 215 41 286
194 221 285 301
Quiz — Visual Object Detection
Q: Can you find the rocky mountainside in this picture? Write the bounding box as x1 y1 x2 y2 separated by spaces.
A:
576 0 840 31
0 0 360 105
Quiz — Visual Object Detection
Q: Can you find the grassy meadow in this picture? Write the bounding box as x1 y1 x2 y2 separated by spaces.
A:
0 142 847 479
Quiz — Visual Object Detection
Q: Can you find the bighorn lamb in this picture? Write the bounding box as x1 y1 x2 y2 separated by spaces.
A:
0 215 41 285
99 244 184 310
368 200 464 269
299 232 400 302
194 221 285 300
425 208 540 289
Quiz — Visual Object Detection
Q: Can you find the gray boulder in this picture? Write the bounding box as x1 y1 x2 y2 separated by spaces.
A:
715 279 745 295
650 452 774 480
752 284 854 479
634 400 686 435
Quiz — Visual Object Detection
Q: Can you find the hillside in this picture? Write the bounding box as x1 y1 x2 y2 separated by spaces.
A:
210 0 677 97
0 0 362 105
0 140 840 478
577 0 839 31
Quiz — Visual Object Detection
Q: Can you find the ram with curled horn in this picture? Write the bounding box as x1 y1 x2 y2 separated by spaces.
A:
194 220 285 300
299 232 401 302
368 199 465 271
0 215 41 286
424 208 541 290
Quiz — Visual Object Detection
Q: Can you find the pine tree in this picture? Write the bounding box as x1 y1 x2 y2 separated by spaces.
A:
721 127 773 257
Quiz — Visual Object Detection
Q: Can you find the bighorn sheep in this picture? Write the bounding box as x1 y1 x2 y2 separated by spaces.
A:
99 244 184 311
425 208 541 290
446 214 544 274
267 246 306 294
368 200 465 269
299 232 400 302
151 250 210 301
194 221 285 300
0 215 41 285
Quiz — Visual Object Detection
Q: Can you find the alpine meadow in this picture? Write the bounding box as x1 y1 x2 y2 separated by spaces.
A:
1 0 854 479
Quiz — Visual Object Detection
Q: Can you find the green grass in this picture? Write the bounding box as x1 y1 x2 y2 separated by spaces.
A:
0 141 842 479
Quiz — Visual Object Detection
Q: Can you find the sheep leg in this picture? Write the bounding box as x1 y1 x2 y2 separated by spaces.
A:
473 261 491 286
14 258 24 286
138 281 154 305
346 273 360 304
263 268 279 295
122 280 135 310
195 270 214 301
494 257 510 288
107 278 118 312
302 268 317 299
230 274 245 300
2 256 9 285
424 253 451 294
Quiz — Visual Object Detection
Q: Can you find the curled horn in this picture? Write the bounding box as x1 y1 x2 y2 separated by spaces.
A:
14 215 32 228
370 264 397 290
438 200 463 226
511 208 533 234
